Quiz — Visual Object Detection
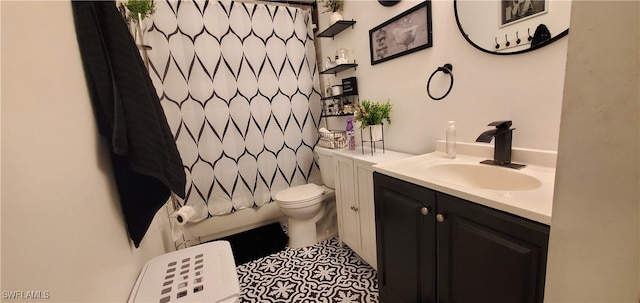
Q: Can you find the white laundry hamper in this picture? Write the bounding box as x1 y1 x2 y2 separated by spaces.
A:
128 241 240 303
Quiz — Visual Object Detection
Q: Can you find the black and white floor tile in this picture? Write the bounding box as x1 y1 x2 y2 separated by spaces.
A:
236 238 379 302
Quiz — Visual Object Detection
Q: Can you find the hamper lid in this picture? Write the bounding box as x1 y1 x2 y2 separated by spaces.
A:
128 241 240 303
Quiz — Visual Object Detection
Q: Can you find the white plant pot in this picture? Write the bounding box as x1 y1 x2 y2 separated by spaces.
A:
362 124 383 141
329 12 343 25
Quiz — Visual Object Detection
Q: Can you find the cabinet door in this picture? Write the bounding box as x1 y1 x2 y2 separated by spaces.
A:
334 156 361 252
355 161 377 269
436 192 550 303
374 173 436 303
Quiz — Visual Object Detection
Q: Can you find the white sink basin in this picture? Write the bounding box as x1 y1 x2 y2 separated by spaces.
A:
424 163 542 191
372 143 557 224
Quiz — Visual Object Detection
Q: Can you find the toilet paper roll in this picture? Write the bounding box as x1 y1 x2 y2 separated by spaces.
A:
171 216 184 242
175 206 197 226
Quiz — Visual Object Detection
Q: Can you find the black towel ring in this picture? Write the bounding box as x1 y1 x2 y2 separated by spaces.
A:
427 63 454 101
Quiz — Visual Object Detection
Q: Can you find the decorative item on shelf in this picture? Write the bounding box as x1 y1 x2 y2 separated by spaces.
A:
343 104 354 114
322 98 342 116
325 79 333 98
321 100 329 115
331 85 343 96
335 47 349 64
354 99 392 154
320 0 345 25
341 77 358 95
330 12 343 25
324 56 336 70
325 86 333 98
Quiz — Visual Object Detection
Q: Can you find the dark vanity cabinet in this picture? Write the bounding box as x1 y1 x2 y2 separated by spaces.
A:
374 172 550 303
374 172 437 302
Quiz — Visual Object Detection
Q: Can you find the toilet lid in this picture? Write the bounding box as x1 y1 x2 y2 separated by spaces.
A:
274 184 324 203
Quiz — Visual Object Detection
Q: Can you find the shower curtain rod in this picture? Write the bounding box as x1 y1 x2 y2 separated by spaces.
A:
233 0 317 9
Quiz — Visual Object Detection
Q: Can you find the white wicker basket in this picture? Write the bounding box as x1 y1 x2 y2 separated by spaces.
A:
318 130 347 149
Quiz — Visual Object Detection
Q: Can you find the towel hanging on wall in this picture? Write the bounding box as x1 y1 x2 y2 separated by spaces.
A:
531 24 552 48
71 1 186 248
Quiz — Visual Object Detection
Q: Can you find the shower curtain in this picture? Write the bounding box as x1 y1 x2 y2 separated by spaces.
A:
146 0 322 216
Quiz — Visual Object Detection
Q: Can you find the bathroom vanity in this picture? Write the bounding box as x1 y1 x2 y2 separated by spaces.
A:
317 146 413 270
372 141 556 303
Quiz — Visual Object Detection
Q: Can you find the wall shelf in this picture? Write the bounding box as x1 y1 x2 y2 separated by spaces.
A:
320 77 358 128
319 62 358 75
321 112 353 118
321 93 358 101
317 20 356 39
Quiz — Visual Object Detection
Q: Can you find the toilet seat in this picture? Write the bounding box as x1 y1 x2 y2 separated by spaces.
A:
274 184 325 208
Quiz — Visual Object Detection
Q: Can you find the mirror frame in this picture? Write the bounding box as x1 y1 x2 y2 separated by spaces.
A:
453 0 569 55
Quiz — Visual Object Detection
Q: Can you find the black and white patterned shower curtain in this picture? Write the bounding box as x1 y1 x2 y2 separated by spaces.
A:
146 0 322 216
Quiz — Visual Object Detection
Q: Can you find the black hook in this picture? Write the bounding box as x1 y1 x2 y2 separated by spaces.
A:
495 37 500 49
505 34 510 47
516 31 521 44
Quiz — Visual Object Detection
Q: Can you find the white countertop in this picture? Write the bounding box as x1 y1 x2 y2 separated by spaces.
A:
316 145 414 165
372 142 556 225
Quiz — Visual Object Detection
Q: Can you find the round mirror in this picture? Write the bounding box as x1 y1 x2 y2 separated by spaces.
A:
378 0 401 6
454 0 571 55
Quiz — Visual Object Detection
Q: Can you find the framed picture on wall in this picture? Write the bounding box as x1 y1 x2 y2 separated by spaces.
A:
369 1 432 65
500 0 548 27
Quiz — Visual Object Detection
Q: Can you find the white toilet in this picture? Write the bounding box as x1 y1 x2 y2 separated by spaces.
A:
274 147 336 248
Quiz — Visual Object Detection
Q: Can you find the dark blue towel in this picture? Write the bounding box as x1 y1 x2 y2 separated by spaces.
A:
71 1 186 247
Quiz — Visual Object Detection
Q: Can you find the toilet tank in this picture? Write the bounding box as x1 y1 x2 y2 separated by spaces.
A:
314 147 335 189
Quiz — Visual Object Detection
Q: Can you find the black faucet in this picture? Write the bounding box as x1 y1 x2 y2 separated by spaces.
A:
476 120 525 169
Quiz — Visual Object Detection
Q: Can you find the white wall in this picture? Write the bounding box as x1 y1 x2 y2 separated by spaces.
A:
1 2 173 302
544 1 640 301
318 0 568 155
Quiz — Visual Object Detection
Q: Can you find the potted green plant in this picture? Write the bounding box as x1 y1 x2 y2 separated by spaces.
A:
124 0 156 22
320 0 345 24
354 99 393 141
124 0 156 45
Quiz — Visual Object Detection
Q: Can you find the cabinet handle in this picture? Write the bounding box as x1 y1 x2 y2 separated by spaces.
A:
421 207 429 216
436 213 445 223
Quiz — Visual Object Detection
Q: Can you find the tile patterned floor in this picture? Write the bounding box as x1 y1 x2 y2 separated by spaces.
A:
236 237 379 302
